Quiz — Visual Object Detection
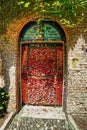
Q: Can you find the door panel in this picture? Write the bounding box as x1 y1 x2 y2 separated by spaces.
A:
21 43 63 105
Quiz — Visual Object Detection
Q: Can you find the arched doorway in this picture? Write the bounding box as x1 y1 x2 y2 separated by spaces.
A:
19 20 66 106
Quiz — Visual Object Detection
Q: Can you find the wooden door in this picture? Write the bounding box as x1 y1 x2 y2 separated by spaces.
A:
21 43 63 105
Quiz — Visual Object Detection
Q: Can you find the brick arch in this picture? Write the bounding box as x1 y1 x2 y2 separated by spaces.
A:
18 16 68 43
6 13 68 44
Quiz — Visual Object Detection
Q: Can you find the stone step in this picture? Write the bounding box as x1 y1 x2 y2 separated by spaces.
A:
7 105 69 130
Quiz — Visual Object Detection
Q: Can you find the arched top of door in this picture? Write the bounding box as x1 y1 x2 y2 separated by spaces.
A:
19 19 66 42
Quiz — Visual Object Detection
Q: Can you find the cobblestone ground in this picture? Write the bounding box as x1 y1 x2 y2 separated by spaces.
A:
7 105 68 130
8 117 66 130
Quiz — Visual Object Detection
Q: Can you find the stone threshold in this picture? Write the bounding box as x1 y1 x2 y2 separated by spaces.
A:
19 105 65 120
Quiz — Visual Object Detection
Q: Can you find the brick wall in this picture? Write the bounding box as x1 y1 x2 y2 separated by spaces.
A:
0 12 87 116
66 18 87 116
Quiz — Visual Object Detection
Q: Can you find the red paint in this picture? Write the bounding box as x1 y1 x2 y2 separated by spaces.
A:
21 44 63 105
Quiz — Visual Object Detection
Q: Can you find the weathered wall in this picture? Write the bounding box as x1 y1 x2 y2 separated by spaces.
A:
0 36 17 112
0 12 87 116
66 18 87 116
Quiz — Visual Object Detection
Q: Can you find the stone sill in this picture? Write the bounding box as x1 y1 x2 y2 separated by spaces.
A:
67 115 81 130
0 112 15 130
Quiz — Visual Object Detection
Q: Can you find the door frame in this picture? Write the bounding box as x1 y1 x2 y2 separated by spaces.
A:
19 40 65 107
